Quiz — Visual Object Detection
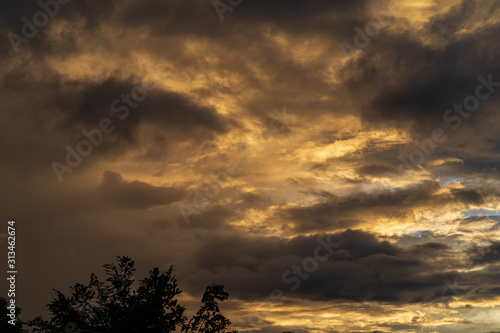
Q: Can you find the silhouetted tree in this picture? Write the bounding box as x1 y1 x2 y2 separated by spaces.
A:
183 284 236 333
27 256 236 333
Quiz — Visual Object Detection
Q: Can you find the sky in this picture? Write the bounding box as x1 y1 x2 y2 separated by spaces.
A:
1 0 500 332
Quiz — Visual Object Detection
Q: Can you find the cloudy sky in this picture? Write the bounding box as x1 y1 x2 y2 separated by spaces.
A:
1 0 500 332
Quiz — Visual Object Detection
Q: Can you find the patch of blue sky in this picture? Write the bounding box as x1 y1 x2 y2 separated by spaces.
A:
462 209 500 217
408 230 434 237
437 177 467 185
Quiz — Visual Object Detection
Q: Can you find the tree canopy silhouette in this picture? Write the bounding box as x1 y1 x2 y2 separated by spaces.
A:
27 256 237 333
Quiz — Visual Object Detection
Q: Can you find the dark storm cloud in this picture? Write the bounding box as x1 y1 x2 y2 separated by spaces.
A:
405 242 450 255
469 242 500 265
341 2 500 133
450 188 485 205
183 229 496 304
0 68 232 176
281 181 496 233
59 77 231 143
461 157 500 174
